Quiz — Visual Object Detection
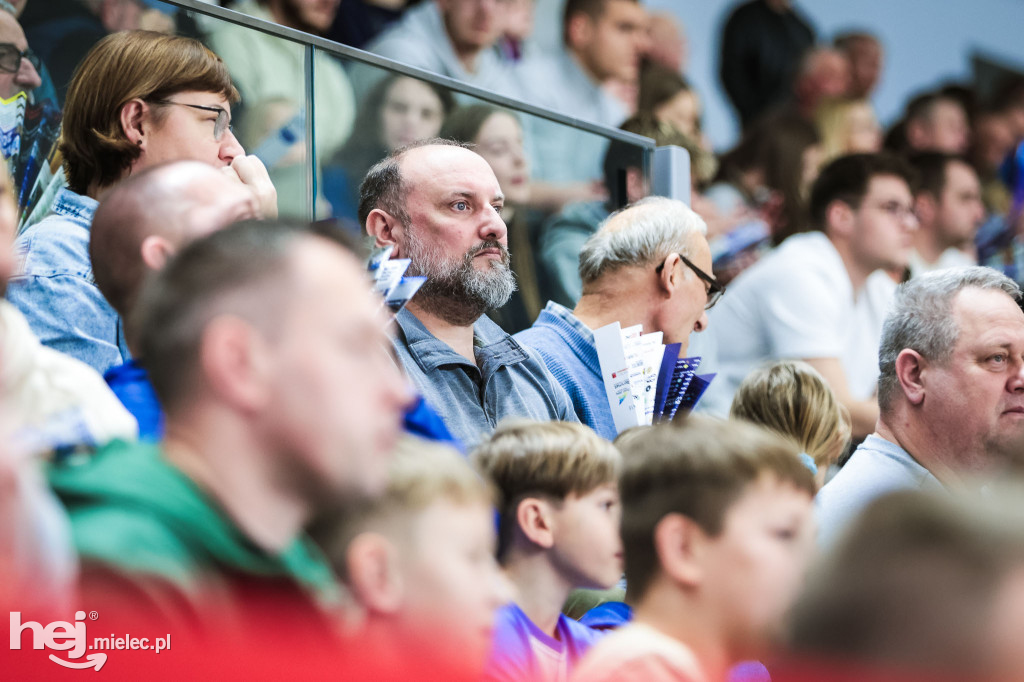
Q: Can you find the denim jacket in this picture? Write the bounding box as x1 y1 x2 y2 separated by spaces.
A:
392 308 578 449
7 187 130 374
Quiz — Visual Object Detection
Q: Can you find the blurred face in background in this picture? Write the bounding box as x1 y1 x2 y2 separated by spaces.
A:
439 0 506 54
570 0 648 83
795 50 850 117
972 112 1015 175
934 160 984 248
655 89 701 139
646 12 686 73
843 101 882 153
380 78 447 152
271 0 341 34
909 99 970 154
848 174 918 272
473 111 530 206
501 0 534 42
845 37 883 99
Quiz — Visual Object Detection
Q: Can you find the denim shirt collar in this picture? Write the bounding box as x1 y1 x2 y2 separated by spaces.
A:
50 187 99 229
395 307 530 377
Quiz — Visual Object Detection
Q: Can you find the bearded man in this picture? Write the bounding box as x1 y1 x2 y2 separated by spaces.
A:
361 139 578 448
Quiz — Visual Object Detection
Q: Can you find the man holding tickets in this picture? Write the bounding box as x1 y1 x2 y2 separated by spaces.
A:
515 196 716 440
360 139 577 449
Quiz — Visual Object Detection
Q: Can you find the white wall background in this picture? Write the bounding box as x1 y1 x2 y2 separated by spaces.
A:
533 0 1024 151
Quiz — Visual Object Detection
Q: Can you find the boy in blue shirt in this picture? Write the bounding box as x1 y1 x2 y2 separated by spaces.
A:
473 420 624 682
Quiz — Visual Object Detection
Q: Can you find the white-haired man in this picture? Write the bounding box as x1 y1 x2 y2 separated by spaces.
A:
515 196 718 440
816 267 1024 545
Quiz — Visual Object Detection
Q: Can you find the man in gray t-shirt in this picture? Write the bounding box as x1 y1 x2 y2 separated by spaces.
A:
817 267 1024 546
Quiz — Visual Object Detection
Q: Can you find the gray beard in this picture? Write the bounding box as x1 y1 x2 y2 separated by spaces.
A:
404 232 517 327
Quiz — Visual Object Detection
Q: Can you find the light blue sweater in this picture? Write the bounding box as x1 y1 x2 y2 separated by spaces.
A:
514 302 617 441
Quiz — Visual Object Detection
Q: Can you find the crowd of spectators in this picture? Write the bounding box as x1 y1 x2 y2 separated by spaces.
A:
6 1 1024 681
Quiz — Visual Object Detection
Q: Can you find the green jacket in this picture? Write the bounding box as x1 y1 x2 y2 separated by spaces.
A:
49 439 339 630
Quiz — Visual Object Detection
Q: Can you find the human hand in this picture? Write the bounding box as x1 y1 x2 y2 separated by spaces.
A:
223 155 279 219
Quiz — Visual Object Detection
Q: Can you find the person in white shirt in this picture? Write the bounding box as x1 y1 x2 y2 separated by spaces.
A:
905 151 985 278
705 153 917 438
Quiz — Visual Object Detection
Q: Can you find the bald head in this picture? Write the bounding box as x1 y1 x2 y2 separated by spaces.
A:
90 161 259 324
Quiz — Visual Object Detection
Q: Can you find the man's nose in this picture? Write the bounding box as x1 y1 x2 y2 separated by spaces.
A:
17 57 41 92
694 308 709 334
1009 358 1024 393
480 207 508 243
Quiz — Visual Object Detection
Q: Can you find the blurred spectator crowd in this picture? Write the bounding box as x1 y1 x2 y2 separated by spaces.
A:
6 1 1024 681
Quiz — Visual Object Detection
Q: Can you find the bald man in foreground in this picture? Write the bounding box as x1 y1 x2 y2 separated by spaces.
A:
89 161 262 438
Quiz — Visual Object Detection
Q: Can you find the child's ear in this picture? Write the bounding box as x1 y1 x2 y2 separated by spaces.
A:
346 532 404 615
653 512 705 588
516 497 556 549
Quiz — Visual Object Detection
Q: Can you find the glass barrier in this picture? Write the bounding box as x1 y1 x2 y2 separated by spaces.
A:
19 0 654 333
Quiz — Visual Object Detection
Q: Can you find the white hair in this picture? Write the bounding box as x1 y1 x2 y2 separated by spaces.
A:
577 196 708 286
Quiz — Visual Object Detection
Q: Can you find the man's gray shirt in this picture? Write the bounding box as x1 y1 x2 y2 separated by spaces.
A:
816 434 944 547
392 308 579 450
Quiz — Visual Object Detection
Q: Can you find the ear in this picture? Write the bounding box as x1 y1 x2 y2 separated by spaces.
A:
894 348 927 406
346 532 404 615
198 315 273 413
566 13 593 50
825 199 855 239
139 235 176 271
653 512 705 589
119 99 148 149
364 208 405 256
516 497 556 549
657 252 681 297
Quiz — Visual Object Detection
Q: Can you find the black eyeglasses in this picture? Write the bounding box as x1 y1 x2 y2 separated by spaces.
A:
0 43 39 75
656 253 725 309
148 100 233 141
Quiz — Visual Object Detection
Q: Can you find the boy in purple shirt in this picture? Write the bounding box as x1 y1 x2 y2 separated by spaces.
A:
473 420 623 681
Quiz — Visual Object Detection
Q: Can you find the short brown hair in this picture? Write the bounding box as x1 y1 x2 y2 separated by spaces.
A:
562 0 638 45
808 152 915 231
617 417 817 601
59 30 239 195
312 436 494 584
472 420 621 562
730 360 852 471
